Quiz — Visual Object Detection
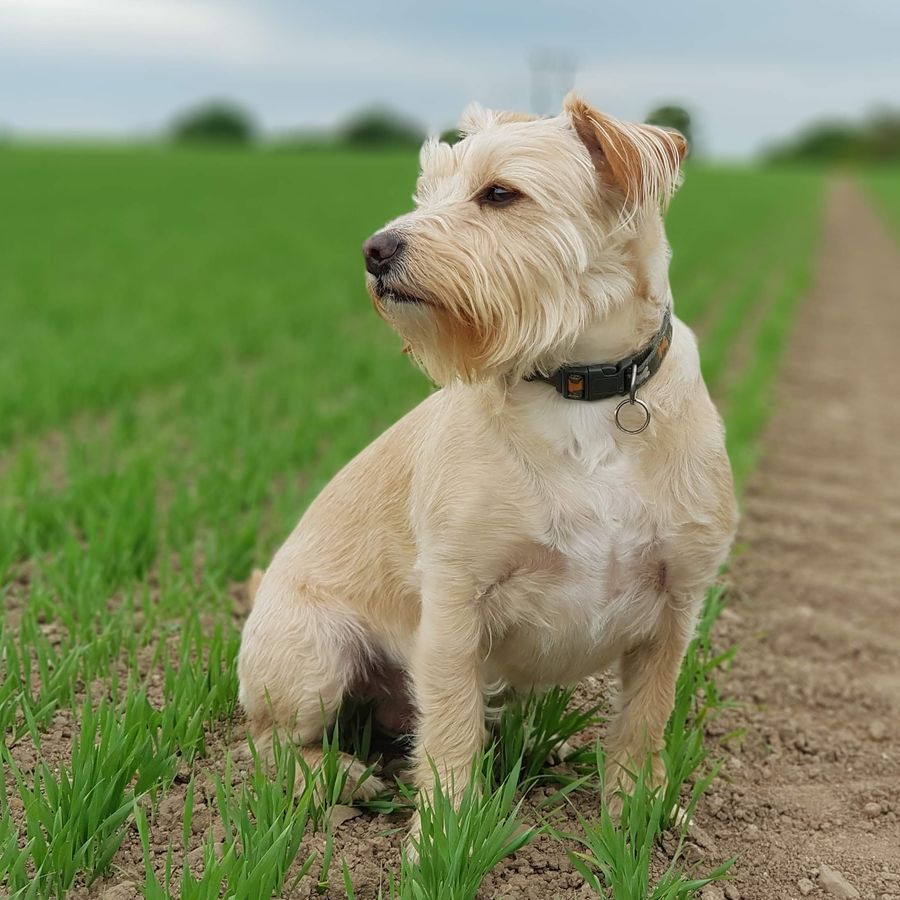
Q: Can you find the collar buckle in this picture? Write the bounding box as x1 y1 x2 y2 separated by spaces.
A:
559 363 626 401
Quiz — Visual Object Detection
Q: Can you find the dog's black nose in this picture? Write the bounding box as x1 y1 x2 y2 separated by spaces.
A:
363 230 404 276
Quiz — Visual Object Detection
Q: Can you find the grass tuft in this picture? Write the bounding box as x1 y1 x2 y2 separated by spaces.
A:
2 695 178 898
567 745 733 899
492 686 603 786
346 753 534 900
138 739 318 899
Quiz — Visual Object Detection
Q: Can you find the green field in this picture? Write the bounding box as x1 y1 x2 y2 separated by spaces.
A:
867 171 900 232
0 148 823 898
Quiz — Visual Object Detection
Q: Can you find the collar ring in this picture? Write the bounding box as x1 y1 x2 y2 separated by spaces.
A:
614 395 651 434
615 363 651 434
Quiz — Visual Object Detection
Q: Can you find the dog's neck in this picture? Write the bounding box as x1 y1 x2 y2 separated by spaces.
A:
570 220 673 364
568 298 668 365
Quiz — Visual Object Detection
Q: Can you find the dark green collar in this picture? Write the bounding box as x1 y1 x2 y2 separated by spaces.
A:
527 306 672 401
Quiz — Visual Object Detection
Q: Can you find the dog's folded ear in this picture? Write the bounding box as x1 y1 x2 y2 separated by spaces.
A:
564 92 687 213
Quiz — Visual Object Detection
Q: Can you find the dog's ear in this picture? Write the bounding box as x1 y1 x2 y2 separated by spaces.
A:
459 103 540 136
564 92 686 212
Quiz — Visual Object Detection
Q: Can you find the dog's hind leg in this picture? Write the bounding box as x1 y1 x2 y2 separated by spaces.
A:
237 585 385 801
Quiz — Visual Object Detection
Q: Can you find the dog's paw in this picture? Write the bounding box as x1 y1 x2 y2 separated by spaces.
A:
602 750 666 818
307 753 387 807
232 738 266 765
232 737 385 803
546 738 578 766
603 787 625 820
337 756 386 803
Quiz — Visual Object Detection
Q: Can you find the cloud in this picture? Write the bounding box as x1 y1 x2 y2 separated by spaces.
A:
0 0 510 133
0 0 273 66
0 0 474 79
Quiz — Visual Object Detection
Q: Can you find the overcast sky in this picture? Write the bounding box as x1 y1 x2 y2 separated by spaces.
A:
1 0 898 158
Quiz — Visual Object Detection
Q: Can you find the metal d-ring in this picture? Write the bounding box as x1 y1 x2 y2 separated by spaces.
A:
615 363 651 434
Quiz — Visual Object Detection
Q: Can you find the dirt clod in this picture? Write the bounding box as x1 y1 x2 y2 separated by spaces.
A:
798 877 815 896
99 884 139 900
742 824 761 842
819 864 860 899
329 804 363 828
688 821 718 852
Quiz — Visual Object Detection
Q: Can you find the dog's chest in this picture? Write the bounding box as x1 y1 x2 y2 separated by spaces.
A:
524 406 657 557
487 419 672 684
538 447 664 603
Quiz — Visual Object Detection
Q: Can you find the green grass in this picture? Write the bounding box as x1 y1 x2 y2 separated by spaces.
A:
492 686 603 786
393 756 533 900
567 746 732 900
2 695 179 897
0 147 823 898
137 739 319 899
865 168 900 236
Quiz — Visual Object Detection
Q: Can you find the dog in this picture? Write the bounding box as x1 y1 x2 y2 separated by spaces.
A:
238 93 737 809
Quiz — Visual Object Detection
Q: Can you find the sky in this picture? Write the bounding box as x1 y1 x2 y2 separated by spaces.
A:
1 0 898 158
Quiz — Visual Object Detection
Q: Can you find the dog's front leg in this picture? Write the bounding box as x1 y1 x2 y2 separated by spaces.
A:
410 587 486 804
604 604 693 805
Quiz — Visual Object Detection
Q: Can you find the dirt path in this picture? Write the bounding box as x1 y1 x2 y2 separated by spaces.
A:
694 179 900 900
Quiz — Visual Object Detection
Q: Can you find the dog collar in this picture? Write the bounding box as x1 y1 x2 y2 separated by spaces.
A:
526 306 672 403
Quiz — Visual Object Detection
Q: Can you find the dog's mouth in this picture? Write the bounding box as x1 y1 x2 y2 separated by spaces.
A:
374 279 430 307
383 289 427 305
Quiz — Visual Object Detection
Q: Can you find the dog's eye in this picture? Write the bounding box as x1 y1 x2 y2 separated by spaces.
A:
479 185 520 207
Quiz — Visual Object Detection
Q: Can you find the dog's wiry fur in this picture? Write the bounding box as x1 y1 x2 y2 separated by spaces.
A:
238 94 737 807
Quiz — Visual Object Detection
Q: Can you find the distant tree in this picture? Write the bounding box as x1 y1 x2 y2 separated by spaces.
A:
339 107 425 149
171 101 256 145
765 109 900 164
646 104 694 153
867 108 900 162
439 127 462 145
766 121 862 164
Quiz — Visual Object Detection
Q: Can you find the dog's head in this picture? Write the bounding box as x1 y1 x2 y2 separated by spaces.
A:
363 94 687 384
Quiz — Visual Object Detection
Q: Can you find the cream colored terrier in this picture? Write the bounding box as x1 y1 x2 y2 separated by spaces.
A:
238 94 737 807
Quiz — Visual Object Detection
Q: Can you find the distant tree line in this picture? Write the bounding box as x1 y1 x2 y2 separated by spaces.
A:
766 109 900 164
14 97 900 164
170 100 427 149
168 100 698 154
